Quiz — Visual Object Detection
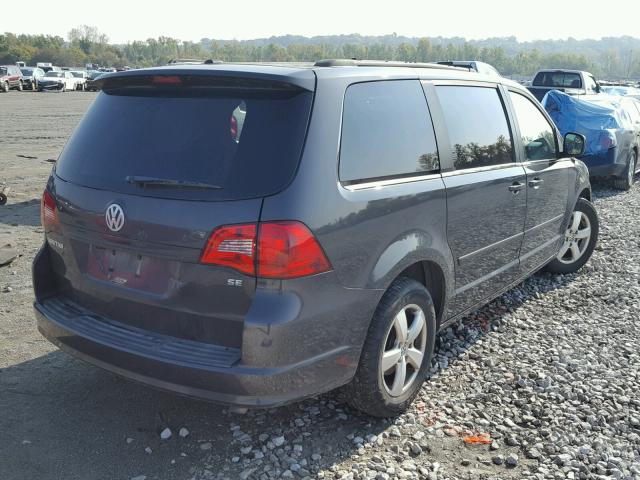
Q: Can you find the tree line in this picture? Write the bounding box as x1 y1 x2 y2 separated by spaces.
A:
2 27 640 80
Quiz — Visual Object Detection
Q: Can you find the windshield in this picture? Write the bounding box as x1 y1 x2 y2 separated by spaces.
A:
20 68 33 75
56 80 313 201
45 72 63 78
88 71 101 79
534 72 583 89
71 72 84 78
0 67 7 75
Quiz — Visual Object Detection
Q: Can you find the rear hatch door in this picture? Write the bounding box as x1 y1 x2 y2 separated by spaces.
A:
46 70 314 348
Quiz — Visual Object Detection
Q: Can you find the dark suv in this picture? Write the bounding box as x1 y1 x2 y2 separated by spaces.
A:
33 61 598 417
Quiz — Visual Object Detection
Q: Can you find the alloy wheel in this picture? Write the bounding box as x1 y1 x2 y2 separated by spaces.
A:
557 210 592 264
380 304 427 397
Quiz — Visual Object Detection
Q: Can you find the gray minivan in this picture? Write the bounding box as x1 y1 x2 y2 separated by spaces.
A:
33 60 598 417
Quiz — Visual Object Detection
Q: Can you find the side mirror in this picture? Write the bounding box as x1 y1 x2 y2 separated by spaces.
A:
595 84 601 93
564 132 586 156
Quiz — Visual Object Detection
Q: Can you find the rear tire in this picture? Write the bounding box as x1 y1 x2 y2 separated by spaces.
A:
344 277 436 417
545 198 598 274
613 151 637 191
2 82 8 93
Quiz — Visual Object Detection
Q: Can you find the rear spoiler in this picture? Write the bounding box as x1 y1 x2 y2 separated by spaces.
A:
96 66 316 92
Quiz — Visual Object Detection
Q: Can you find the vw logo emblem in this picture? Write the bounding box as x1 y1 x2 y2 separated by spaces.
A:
105 204 125 232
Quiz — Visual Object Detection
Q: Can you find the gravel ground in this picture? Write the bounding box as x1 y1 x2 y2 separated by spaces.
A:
0 91 639 480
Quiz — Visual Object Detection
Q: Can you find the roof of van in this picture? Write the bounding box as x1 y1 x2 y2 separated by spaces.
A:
98 61 525 92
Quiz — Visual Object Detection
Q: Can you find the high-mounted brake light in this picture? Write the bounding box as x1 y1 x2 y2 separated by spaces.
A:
200 221 331 279
152 75 183 85
230 115 238 141
41 189 59 231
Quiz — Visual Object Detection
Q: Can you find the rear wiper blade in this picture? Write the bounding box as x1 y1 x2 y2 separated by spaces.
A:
126 176 223 190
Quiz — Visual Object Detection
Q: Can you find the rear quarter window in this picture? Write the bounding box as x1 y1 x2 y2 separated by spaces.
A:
339 80 439 184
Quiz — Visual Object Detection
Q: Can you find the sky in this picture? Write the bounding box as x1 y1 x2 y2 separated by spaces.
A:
3 0 640 44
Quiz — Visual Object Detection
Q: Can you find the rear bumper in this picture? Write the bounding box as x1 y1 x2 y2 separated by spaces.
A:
580 148 625 178
35 296 357 407
33 245 379 408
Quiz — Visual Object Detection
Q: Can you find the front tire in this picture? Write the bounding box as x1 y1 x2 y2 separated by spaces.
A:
2 82 8 93
545 198 598 274
17 81 23 91
344 277 436 417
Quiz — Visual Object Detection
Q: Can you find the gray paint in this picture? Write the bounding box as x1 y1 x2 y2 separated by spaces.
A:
33 63 593 408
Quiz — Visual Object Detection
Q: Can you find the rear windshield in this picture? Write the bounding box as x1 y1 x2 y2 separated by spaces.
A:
55 79 313 201
533 72 582 89
45 72 63 78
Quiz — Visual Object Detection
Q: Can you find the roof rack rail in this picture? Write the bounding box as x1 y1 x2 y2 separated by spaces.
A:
167 59 223 65
313 59 464 71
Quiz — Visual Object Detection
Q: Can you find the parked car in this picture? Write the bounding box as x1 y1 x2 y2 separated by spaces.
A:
38 71 77 92
70 71 88 90
33 60 598 417
20 67 45 90
528 69 600 102
434 60 501 76
601 85 640 100
0 65 24 92
543 90 640 190
36 63 61 73
84 70 103 91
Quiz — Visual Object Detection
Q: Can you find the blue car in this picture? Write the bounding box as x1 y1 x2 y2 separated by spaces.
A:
543 91 640 190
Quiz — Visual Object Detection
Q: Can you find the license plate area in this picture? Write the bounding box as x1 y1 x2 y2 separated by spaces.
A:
86 245 169 294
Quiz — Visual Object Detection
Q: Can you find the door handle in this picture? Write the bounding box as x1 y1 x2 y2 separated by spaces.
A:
528 178 544 189
508 182 525 194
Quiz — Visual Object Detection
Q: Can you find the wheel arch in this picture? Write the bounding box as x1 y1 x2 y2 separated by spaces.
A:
395 261 447 328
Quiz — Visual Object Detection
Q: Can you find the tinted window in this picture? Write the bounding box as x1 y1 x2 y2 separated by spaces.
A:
509 92 558 161
339 80 439 183
436 86 513 169
533 72 582 89
56 82 313 201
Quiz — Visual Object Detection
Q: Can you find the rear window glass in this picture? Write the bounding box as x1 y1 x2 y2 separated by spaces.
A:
339 80 439 183
533 72 582 89
55 80 313 201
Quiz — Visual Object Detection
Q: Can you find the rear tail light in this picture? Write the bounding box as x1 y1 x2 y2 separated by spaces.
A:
41 189 59 231
200 221 331 279
599 130 617 150
200 224 257 275
257 222 332 279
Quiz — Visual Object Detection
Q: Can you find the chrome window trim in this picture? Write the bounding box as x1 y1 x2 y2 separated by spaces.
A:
440 162 519 178
342 173 441 191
